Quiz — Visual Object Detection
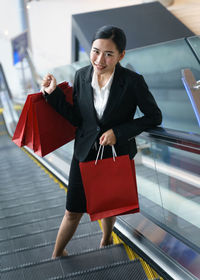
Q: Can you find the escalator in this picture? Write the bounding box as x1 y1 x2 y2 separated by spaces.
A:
0 36 200 280
0 113 161 280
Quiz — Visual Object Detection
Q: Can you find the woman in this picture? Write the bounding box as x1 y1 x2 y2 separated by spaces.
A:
42 25 162 259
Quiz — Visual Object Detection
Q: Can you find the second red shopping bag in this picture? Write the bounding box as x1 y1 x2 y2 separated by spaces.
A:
79 147 139 221
12 82 76 156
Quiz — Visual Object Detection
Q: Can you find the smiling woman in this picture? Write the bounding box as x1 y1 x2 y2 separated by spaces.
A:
90 26 126 84
41 25 162 259
90 39 125 86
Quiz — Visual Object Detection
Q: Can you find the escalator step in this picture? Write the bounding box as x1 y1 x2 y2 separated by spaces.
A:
0 178 60 195
0 231 102 269
0 187 63 204
48 260 148 280
0 214 64 239
0 205 64 227
0 193 65 211
1 260 63 280
0 220 100 252
1 244 129 280
0 208 90 229
0 196 65 217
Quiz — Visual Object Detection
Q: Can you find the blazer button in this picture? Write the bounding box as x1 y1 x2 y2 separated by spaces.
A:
96 126 100 132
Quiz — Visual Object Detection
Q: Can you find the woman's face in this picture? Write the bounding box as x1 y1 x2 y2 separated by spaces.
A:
90 39 125 76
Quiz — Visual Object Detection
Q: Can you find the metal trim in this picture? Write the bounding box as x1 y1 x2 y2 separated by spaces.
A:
114 215 200 280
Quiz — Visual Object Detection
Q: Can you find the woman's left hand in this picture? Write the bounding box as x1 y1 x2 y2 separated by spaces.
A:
99 129 116 146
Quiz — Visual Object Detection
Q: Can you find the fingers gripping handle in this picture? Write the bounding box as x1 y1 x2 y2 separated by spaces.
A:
95 145 117 165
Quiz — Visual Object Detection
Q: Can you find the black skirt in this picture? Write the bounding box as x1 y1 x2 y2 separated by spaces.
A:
66 144 114 213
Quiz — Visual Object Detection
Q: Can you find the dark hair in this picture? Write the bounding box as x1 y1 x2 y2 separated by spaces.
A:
92 25 126 53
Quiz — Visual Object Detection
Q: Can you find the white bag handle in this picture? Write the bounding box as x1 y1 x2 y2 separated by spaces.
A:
95 145 117 165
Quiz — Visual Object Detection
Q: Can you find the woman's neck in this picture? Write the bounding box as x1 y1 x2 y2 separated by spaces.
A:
97 71 113 89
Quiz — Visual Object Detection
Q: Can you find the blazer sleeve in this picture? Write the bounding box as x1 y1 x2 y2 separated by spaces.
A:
44 72 82 127
112 75 162 145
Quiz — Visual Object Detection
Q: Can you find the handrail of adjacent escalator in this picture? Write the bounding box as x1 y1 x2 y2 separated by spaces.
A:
143 126 200 154
0 63 12 99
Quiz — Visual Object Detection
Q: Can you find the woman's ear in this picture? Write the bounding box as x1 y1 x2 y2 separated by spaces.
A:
119 50 125 62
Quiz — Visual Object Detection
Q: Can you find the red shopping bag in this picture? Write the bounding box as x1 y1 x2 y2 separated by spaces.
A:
79 152 139 221
12 94 34 147
32 95 76 157
12 82 76 156
24 93 42 150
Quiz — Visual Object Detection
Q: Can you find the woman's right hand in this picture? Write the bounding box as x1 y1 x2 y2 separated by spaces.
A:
41 74 57 94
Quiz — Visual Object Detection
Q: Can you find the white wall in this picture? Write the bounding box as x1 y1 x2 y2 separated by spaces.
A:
28 0 140 72
0 0 26 97
0 0 142 96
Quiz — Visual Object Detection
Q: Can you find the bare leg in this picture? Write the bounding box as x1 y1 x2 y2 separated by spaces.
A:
52 210 83 258
100 216 116 248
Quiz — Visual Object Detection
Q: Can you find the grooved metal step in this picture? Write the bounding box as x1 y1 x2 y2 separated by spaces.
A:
0 206 90 228
48 260 148 280
0 212 90 232
0 193 65 211
0 204 65 226
0 196 65 217
0 186 64 204
0 214 95 241
0 214 64 237
0 220 100 252
0 231 102 269
0 180 60 196
1 244 129 280
0 192 65 211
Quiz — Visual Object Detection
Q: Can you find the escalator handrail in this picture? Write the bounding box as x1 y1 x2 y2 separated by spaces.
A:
143 126 200 152
0 63 12 99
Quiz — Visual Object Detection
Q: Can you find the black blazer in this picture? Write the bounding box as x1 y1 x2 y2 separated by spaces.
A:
46 63 162 161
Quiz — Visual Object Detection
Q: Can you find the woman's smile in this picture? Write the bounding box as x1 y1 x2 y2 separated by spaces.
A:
90 39 124 76
94 62 106 70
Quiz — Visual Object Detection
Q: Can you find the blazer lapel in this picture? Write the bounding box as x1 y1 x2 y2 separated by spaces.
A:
84 65 99 122
100 64 125 123
82 63 126 124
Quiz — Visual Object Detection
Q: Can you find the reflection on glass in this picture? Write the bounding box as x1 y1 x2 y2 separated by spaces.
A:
135 135 200 250
187 36 200 62
121 37 200 135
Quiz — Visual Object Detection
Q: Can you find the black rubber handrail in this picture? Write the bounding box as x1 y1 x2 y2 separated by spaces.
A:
0 63 12 99
143 126 200 153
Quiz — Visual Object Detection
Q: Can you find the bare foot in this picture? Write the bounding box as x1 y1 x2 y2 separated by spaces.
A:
61 249 68 257
100 236 113 248
52 249 68 259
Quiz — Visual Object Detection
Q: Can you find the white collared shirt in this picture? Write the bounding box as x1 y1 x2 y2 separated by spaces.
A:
91 70 115 119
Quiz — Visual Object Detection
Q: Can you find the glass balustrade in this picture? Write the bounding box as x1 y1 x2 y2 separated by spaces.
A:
121 36 200 135
187 35 200 62
135 132 200 250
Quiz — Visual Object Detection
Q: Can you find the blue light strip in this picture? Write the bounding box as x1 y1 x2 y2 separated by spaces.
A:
182 77 200 127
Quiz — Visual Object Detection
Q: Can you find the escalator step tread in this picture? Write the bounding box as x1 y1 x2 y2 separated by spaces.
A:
51 260 148 280
0 188 64 204
1 260 63 280
0 231 102 269
0 197 65 217
0 190 65 210
0 214 64 239
0 220 100 252
0 205 64 227
60 244 129 275
1 244 129 280
0 208 90 228
1 269 26 280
